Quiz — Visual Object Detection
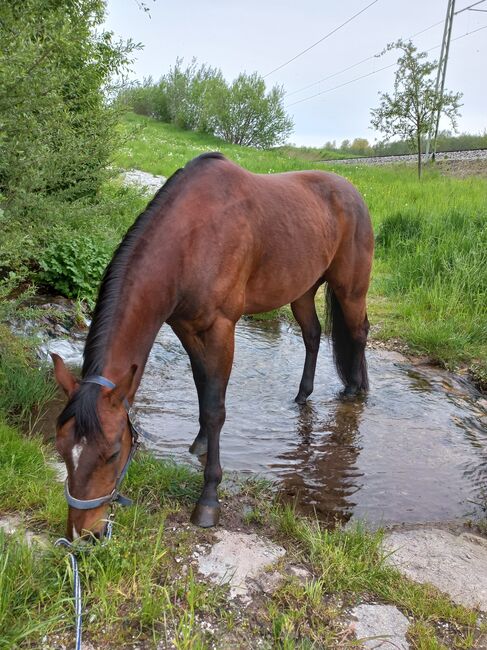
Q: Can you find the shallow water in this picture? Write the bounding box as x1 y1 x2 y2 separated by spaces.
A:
135 320 487 526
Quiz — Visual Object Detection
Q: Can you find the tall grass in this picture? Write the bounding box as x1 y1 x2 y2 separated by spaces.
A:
0 325 57 429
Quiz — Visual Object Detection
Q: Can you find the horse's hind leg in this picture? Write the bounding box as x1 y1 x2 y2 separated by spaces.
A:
291 284 322 405
326 283 370 396
172 317 235 527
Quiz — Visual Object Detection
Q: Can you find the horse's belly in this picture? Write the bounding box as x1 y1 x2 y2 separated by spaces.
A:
243 248 329 314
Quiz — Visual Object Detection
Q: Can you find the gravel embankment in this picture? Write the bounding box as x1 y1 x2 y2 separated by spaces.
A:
326 148 487 166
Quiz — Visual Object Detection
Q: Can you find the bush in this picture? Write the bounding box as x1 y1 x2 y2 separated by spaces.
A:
117 59 293 148
39 234 112 305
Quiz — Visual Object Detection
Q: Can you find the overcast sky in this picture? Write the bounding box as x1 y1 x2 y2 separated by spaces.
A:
105 0 487 146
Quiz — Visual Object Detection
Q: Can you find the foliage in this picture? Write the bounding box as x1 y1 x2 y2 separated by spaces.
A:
370 40 462 177
39 234 113 305
117 60 293 148
0 0 137 232
211 72 293 148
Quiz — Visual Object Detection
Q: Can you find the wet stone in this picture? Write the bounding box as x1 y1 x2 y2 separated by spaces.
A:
39 339 84 366
47 460 67 483
196 530 285 600
121 169 166 195
350 604 410 649
383 528 487 611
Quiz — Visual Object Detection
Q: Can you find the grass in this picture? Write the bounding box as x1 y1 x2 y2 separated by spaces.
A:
0 413 484 648
0 324 57 430
116 113 487 384
0 111 486 647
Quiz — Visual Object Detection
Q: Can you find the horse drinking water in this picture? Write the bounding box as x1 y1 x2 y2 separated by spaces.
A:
53 153 374 540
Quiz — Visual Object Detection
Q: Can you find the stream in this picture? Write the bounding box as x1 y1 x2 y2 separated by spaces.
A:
43 319 487 527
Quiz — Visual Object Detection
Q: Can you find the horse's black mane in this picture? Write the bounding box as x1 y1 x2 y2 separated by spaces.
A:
58 152 225 441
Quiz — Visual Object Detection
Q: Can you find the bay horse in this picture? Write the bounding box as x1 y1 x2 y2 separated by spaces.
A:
52 152 373 540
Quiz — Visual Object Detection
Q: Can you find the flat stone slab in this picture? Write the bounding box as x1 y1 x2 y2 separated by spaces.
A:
121 169 166 195
384 529 487 611
351 604 410 649
0 514 47 547
197 530 285 599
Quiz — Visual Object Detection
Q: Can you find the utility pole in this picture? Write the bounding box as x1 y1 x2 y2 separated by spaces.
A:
425 0 455 161
426 0 487 160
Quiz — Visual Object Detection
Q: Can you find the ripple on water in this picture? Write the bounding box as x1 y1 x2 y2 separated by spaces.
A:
135 320 487 526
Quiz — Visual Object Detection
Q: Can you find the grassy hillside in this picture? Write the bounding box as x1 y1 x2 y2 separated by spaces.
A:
116 113 487 383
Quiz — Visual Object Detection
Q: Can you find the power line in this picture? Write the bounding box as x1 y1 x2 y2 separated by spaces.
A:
263 0 380 79
455 0 486 14
285 18 445 99
285 23 487 108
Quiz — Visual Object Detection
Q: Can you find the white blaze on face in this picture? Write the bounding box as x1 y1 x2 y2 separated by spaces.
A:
71 436 87 472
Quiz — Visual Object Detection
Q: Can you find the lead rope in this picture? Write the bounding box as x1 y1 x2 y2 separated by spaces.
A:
55 516 114 650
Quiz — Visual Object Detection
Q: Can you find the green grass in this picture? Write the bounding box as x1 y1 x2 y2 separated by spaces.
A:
0 324 57 430
0 417 484 648
117 113 487 382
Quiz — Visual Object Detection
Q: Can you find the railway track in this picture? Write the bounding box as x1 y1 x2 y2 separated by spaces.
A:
320 148 487 165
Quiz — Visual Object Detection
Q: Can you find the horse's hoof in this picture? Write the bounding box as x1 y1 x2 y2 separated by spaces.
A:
189 437 208 456
340 385 361 400
294 392 307 405
190 503 220 528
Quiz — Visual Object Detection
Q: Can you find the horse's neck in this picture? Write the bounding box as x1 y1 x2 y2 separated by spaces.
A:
99 271 177 390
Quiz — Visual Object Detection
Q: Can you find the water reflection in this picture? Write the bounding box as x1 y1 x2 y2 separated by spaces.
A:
273 399 366 524
134 320 487 526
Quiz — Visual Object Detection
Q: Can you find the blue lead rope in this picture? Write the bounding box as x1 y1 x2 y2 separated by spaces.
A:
54 373 142 648
55 518 113 650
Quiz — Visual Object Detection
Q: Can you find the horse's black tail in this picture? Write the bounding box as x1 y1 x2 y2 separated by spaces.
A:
324 285 369 391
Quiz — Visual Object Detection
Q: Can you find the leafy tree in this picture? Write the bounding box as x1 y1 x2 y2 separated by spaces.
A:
162 58 226 133
0 0 136 218
212 72 293 148
370 40 462 178
350 138 371 156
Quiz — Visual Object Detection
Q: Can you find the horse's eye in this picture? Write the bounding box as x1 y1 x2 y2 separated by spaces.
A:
106 450 120 464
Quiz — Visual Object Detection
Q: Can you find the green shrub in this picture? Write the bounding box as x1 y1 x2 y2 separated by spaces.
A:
39 234 112 305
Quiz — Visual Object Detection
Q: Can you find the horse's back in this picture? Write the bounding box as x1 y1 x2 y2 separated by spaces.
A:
169 155 372 318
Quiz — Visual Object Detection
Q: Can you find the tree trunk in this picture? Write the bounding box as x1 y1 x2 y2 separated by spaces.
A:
417 131 422 179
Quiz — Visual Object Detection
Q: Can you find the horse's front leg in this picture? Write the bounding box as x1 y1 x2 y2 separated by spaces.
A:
172 317 235 527
291 285 322 404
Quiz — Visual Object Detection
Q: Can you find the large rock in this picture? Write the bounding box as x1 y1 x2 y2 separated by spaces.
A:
351 604 410 649
197 530 285 600
384 528 487 611
121 169 166 195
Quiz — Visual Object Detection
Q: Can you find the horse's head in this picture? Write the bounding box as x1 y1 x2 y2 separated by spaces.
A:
52 354 138 541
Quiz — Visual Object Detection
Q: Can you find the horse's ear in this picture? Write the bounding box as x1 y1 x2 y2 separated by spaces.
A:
109 365 138 407
51 353 78 397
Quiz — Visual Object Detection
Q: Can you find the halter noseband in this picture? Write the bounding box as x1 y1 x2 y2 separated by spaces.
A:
63 375 140 511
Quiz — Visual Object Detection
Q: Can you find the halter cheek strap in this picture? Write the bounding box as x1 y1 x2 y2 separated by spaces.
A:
64 375 139 511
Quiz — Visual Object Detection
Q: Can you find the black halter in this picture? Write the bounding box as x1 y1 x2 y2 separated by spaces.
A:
63 375 140 510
